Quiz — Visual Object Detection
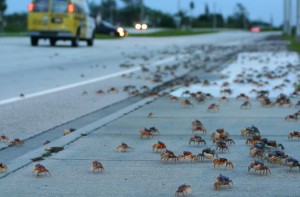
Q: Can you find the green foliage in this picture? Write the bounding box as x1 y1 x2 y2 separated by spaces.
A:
282 35 300 53
3 12 27 32
130 29 217 37
0 0 7 13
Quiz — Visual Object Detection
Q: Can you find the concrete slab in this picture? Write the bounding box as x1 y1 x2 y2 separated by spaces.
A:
1 97 299 196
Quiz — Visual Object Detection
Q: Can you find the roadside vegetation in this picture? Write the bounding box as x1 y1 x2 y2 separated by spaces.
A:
0 0 274 36
129 29 217 37
282 34 300 53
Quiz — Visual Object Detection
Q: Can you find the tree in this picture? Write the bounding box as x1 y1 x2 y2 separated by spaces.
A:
227 3 249 29
0 0 7 31
189 1 194 27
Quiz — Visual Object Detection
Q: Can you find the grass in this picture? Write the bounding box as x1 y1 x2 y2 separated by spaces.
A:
129 29 218 37
282 34 300 53
95 34 122 39
0 32 28 37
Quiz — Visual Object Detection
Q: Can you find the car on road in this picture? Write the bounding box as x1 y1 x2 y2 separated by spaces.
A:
95 21 128 37
27 0 96 47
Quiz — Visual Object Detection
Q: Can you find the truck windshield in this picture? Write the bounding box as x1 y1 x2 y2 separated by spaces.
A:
51 0 68 13
33 0 49 12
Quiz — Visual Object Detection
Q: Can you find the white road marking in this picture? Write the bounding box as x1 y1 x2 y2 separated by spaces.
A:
0 56 180 106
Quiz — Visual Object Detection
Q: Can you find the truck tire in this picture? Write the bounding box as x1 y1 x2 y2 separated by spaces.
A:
31 37 39 46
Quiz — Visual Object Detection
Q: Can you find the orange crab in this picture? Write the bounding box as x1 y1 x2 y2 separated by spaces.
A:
117 143 133 152
0 135 10 143
32 164 51 176
207 103 219 112
0 163 8 173
140 129 153 139
92 160 104 173
213 158 234 169
152 140 166 152
9 138 24 146
181 99 193 107
288 131 300 140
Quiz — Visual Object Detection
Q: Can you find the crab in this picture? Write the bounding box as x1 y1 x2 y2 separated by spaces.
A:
265 155 284 166
213 158 234 169
117 143 133 152
220 89 232 95
214 174 233 190
175 184 192 196
218 96 228 102
92 160 104 173
260 96 273 107
197 148 218 161
288 131 300 140
211 129 230 141
192 126 207 134
152 140 166 152
240 101 251 109
107 87 118 93
249 147 265 160
207 103 219 112
178 151 199 162
96 90 105 95
285 157 300 172
285 114 298 121
160 150 179 163
0 135 10 143
140 129 153 139
245 135 261 145
213 134 235 145
189 135 206 146
256 138 285 151
181 99 193 107
236 93 249 100
191 120 204 128
64 128 76 135
248 161 271 175
32 164 51 176
170 96 180 102
0 163 8 173
148 127 160 135
147 112 154 118
9 138 24 146
241 125 260 137
216 141 229 152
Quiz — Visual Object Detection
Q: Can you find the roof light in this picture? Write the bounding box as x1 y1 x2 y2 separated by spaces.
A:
28 2 34 12
68 4 74 13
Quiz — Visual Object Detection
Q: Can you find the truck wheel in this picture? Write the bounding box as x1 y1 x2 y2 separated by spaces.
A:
87 32 94 47
71 30 80 47
50 39 56 46
31 37 39 46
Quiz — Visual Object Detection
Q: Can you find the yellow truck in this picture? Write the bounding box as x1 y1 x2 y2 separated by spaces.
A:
27 0 96 47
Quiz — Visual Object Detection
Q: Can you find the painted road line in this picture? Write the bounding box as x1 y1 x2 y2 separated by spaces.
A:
0 56 181 106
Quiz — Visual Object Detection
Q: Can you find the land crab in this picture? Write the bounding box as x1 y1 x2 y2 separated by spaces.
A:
175 184 192 196
32 164 51 176
214 174 233 190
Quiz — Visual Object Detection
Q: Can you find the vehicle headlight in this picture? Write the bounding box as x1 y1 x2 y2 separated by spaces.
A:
135 24 142 30
117 27 124 33
141 24 148 30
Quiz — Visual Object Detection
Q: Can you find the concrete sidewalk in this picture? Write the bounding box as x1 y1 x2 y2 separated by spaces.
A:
0 96 299 197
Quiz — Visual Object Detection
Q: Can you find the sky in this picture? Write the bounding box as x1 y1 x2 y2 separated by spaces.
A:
5 0 296 26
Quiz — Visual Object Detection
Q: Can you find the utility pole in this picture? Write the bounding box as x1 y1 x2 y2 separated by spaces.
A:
284 0 291 35
213 1 216 29
296 0 300 40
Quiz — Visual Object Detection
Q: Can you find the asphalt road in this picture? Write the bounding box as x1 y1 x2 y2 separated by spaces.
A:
0 31 277 144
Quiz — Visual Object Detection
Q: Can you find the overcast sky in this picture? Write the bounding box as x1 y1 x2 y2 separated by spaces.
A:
5 0 295 26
